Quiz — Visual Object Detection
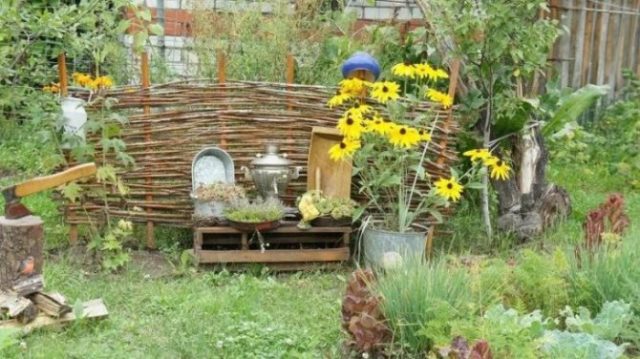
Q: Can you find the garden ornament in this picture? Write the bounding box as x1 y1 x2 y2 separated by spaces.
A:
241 144 302 200
341 52 381 82
2 163 97 220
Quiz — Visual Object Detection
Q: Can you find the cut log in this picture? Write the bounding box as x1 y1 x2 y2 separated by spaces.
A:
12 275 44 297
0 291 38 324
30 292 71 318
0 216 44 290
0 298 108 334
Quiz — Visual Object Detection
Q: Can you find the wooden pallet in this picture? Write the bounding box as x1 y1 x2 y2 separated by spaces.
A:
193 223 351 265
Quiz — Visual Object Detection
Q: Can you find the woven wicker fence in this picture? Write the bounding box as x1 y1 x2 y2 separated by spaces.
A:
64 80 460 230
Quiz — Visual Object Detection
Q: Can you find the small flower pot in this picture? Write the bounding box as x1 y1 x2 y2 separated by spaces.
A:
227 219 281 232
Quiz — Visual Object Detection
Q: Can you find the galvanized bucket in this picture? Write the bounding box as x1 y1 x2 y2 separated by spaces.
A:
362 227 426 269
191 147 235 218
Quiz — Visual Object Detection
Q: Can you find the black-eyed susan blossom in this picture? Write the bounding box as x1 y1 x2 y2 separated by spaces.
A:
426 88 453 108
339 78 368 96
72 72 93 87
337 113 364 139
391 62 416 78
484 157 511 180
347 102 373 117
90 76 113 90
327 89 353 108
463 148 492 163
418 129 432 142
369 81 400 104
434 177 464 202
388 125 420 148
329 138 361 161
42 83 60 93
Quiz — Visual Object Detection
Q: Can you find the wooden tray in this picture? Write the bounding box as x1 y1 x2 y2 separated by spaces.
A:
306 127 352 198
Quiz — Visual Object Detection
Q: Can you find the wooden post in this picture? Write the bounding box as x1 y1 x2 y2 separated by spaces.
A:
57 53 68 97
435 59 460 167
216 50 228 149
0 216 44 290
58 53 77 244
141 52 155 249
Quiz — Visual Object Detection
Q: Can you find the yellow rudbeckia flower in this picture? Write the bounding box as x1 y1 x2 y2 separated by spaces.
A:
484 157 511 180
339 78 369 96
329 138 361 161
391 62 416 78
337 113 364 139
388 125 420 148
463 148 492 163
327 89 353 108
434 177 464 202
426 88 453 108
369 81 400 104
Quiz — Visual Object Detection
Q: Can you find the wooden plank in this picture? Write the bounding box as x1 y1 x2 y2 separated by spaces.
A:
596 1 611 86
196 248 350 263
0 299 108 333
196 225 352 234
201 234 347 245
307 126 352 198
12 275 44 297
582 2 595 85
560 0 573 87
628 0 640 75
611 0 631 96
141 51 155 249
31 292 71 318
572 0 587 88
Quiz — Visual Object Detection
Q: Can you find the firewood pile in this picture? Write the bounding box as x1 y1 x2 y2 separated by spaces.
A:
0 275 107 333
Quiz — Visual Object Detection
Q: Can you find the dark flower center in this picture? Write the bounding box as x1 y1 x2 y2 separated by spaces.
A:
419 130 424 135
340 142 347 149
375 120 381 125
496 160 503 166
383 118 391 122
382 86 389 93
403 60 411 66
346 117 354 125
447 183 453 189
354 103 360 109
400 128 407 135
335 89 341 95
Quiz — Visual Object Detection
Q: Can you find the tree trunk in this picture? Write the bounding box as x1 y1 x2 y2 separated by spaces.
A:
494 127 571 241
0 215 44 290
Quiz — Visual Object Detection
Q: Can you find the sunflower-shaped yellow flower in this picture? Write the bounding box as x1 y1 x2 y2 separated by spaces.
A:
433 68 449 80
484 157 511 181
463 148 492 163
90 76 114 90
391 62 416 78
426 88 453 109
347 102 373 117
367 116 392 136
327 89 353 108
329 138 361 161
434 177 464 202
388 125 420 148
72 72 93 87
337 113 364 139
414 63 437 80
369 81 400 104
339 78 369 96
417 129 432 142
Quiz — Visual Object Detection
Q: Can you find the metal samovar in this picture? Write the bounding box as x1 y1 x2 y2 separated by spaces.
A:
241 144 302 200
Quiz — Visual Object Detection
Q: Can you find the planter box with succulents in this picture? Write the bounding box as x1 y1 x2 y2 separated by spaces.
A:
191 182 246 220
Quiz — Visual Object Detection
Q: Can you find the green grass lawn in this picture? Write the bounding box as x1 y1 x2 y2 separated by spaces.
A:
2 123 639 358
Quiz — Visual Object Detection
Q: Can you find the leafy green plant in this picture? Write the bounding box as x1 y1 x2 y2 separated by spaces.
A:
88 219 132 272
539 331 627 359
224 197 285 223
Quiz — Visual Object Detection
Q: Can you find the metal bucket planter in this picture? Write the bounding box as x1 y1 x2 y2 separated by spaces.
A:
362 227 427 269
191 147 235 218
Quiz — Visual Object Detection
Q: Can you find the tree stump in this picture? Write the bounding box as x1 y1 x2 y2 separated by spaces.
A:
0 216 44 290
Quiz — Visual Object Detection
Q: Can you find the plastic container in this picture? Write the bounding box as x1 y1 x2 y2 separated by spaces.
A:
61 97 87 145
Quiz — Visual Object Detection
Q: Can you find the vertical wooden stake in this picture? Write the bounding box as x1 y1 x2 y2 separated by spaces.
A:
58 53 77 244
57 53 68 97
286 53 295 113
141 52 155 249
435 59 460 167
217 50 228 149
425 226 435 260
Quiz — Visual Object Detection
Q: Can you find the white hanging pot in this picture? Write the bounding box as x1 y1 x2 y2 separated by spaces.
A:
61 97 87 147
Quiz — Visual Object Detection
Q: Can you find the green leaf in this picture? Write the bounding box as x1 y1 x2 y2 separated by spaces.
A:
97 165 117 183
137 9 152 22
132 30 148 53
148 23 164 36
428 209 443 224
73 299 85 319
543 84 608 136
61 182 83 203
115 19 131 34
